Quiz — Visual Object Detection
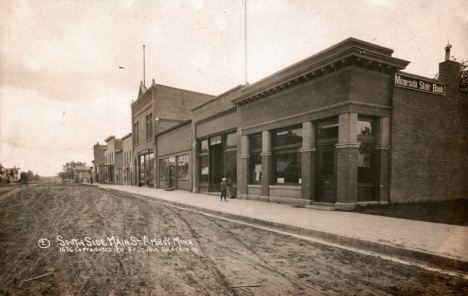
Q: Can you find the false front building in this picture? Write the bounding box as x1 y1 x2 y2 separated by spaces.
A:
132 79 214 187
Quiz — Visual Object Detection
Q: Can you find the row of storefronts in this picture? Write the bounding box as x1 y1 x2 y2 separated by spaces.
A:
93 38 468 209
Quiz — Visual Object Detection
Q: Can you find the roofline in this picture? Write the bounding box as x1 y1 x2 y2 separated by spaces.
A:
121 133 132 140
131 83 214 107
192 84 244 111
104 135 116 142
155 119 192 138
233 38 410 104
241 37 394 91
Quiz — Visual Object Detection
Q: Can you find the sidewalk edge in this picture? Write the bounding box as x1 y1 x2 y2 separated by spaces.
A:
103 186 468 273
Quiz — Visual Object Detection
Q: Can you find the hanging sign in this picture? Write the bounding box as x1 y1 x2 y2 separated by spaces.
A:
210 136 222 145
394 73 445 95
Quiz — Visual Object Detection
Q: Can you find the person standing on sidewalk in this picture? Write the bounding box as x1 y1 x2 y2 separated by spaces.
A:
220 178 228 202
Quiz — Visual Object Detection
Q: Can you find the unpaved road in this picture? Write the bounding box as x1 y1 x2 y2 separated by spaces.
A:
1 183 467 295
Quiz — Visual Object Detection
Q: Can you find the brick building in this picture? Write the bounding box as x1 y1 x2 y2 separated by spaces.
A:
181 38 467 209
131 79 214 187
155 120 193 190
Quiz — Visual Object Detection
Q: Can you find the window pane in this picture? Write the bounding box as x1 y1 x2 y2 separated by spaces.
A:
199 155 209 183
148 153 155 185
274 149 301 184
250 152 262 183
200 140 208 154
358 142 374 183
177 154 189 180
273 127 302 147
318 124 338 139
250 134 262 151
225 151 237 183
357 120 375 137
226 133 237 150
159 158 168 180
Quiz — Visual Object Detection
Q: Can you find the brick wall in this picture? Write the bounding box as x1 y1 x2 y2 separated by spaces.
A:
390 70 468 203
157 123 192 157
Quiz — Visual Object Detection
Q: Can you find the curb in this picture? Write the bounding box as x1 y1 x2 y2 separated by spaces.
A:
101 186 468 273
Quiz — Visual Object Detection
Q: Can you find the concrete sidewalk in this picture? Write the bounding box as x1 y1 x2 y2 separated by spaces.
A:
96 184 468 272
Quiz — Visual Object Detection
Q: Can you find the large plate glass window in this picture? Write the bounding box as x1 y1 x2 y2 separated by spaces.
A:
249 134 262 184
177 154 189 180
198 139 209 184
357 117 376 201
272 125 302 184
225 133 237 183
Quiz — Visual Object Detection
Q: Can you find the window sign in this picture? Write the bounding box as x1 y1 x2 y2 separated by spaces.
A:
210 135 222 145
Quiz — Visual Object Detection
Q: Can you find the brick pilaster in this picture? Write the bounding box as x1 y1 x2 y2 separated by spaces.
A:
261 130 272 199
239 135 249 198
336 113 359 203
301 121 316 202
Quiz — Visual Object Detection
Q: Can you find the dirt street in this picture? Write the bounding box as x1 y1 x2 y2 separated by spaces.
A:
1 182 467 295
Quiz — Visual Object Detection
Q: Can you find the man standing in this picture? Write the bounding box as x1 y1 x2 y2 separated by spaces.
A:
220 178 228 202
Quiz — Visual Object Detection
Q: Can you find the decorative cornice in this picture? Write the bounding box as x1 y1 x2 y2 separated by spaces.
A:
233 42 409 106
195 106 237 126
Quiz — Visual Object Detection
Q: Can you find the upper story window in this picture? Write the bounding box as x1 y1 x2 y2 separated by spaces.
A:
146 113 153 141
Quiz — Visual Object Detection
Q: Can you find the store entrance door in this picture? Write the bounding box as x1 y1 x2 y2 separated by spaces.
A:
168 165 175 188
210 142 224 192
317 147 336 203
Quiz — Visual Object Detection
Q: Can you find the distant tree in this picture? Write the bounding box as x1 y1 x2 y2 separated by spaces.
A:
34 173 40 181
59 160 87 181
20 172 29 182
27 170 34 181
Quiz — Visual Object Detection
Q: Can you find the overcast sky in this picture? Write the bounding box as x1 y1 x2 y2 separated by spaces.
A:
1 0 467 176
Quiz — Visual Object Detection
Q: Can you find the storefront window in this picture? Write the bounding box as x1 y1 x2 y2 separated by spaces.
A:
250 134 262 184
225 151 237 183
357 118 376 184
358 142 374 183
272 125 302 184
226 133 237 150
159 158 167 181
357 120 375 138
318 123 338 140
177 154 189 180
199 155 209 184
148 153 155 186
200 139 209 153
272 126 303 147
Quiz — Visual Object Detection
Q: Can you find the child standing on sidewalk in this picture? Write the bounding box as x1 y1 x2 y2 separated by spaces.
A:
220 178 228 202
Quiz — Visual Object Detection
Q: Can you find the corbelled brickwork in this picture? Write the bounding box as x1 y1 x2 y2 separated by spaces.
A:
390 64 468 203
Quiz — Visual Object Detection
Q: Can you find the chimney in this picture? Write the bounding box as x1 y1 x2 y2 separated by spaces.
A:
445 41 452 61
439 43 460 88
152 79 157 87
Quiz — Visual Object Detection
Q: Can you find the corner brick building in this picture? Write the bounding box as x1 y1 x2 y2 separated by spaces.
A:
183 38 467 209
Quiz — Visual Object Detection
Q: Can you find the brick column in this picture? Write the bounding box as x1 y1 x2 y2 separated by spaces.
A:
300 121 316 202
239 134 249 199
376 117 390 204
261 130 272 201
336 113 359 207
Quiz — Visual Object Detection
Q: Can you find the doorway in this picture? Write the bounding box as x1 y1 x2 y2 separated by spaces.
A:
209 142 224 192
317 147 336 203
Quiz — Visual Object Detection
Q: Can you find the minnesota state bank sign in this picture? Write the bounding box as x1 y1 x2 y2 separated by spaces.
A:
394 73 445 95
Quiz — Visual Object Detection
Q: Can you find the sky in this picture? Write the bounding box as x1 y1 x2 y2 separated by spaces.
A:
1 0 467 176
